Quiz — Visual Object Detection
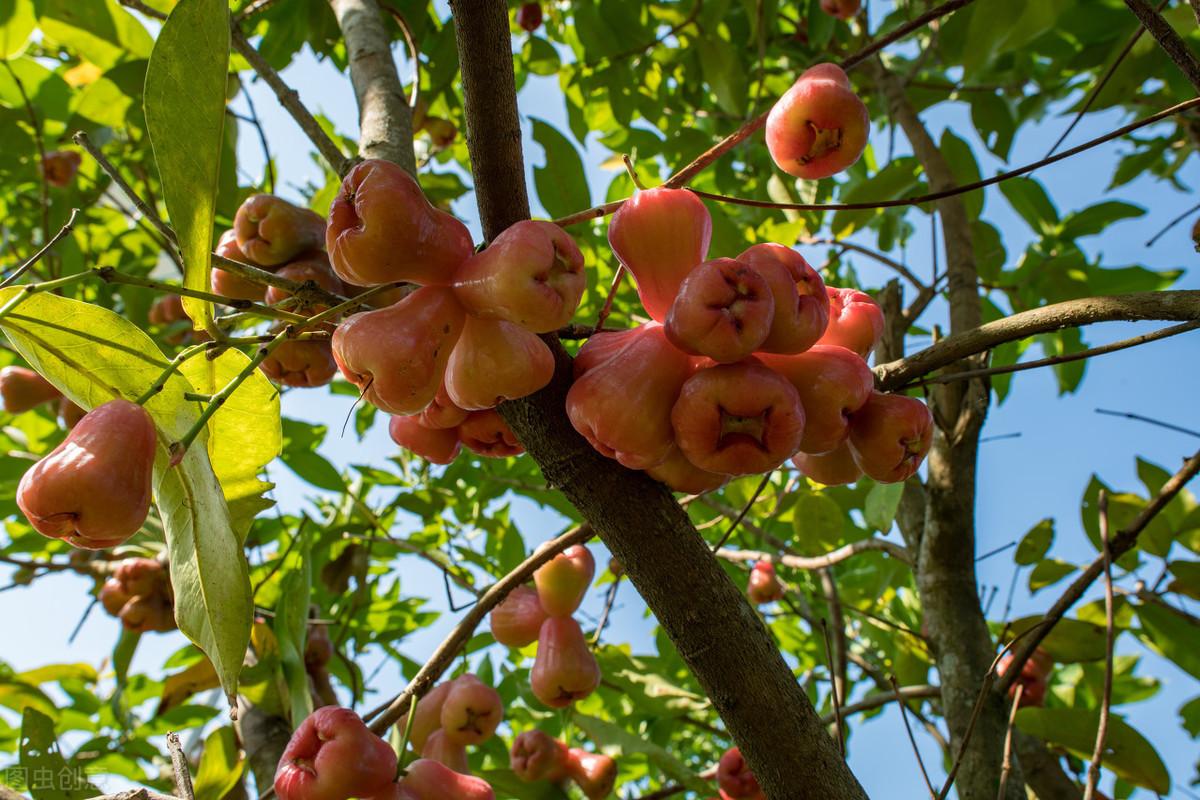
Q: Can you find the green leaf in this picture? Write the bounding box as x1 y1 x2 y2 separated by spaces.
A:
1028 558 1076 592
530 118 590 219
0 0 37 58
695 35 746 117
144 0 230 332
792 490 847 554
1136 600 1200 680
1007 616 1107 662
521 36 561 77
1015 707 1170 794
863 481 904 532
1060 201 1145 240
1015 518 1054 565
574 714 709 793
478 770 571 800
275 532 313 728
180 348 279 538
998 177 1059 236
37 0 154 69
0 290 250 704
1180 696 1200 739
1168 560 1200 601
19 708 100 800
193 727 246 800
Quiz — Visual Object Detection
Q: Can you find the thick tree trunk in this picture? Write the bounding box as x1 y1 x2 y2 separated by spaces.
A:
870 61 1022 800
448 2 868 797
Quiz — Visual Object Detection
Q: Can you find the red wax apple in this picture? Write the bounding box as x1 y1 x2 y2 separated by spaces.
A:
17 399 156 549
565 749 617 799
420 730 470 775
440 674 503 746
516 2 543 32
327 159 474 286
820 0 861 19
607 187 712 321
445 316 555 410
746 561 784 605
331 286 466 415
665 258 774 363
419 382 469 430
393 759 494 800
765 63 870 181
149 294 187 326
818 287 885 358
388 415 461 465
260 340 338 388
670 360 805 476
235 194 326 267
452 220 585 332
716 747 761 799
42 150 82 187
0 366 61 413
58 397 86 430
459 409 524 457
489 585 547 648
645 447 728 495
510 730 569 782
531 616 601 708
736 243 829 353
397 681 452 753
99 557 175 633
213 229 269 301
759 345 873 454
265 252 346 312
847 392 934 483
792 442 862 486
534 544 595 618
566 323 694 469
997 647 1054 708
273 707 397 800
572 328 640 380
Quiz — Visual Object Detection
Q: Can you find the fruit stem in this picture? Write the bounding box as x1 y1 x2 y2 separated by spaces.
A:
621 153 646 191
135 342 212 406
93 266 310 325
395 692 419 776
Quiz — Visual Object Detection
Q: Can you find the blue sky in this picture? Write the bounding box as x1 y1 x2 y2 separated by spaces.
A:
3 2 1199 797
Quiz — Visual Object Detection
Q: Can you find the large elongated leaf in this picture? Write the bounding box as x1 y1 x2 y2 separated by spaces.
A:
531 118 590 219
0 0 37 58
1136 600 1200 680
1015 707 1170 793
0 291 250 703
275 532 313 728
574 714 709 793
38 0 153 69
144 0 229 332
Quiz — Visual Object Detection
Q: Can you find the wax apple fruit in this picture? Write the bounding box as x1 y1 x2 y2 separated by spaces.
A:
260 340 338 388
149 294 186 325
736 243 829 353
420 730 470 775
423 117 458 149
534 544 595 617
459 410 524 457
489 585 547 648
42 150 82 187
274 707 397 800
58 398 85 429
397 681 452 752
671 361 805 476
17 399 156 549
997 648 1053 708
516 2 543 31
565 749 617 799
607 188 712 321
572 328 639 379
452 220 585 332
394 759 494 800
440 674 503 746
847 392 933 483
99 558 174 633
821 0 861 18
332 286 466 415
0 366 61 413
646 447 728 494
266 253 346 311
213 230 269 301
792 442 862 486
766 63 870 180
445 316 555 410
818 287 885 358
759 345 873 454
567 324 693 469
510 730 569 782
716 747 761 799
235 195 326 267
746 561 784 605
327 159 474 286
531 616 601 708
389 415 461 465
665 258 774 363
419 383 469 430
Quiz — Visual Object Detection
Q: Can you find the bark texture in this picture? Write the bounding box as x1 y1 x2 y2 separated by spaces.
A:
448 2 868 797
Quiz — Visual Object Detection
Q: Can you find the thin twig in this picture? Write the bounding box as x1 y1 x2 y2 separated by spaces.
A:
380 3 421 110
2 209 80 288
74 132 178 247
236 77 275 193
1145 198 1200 247
1095 407 1200 439
995 684 1024 800
1124 0 1200 93
711 472 773 552
2 60 51 274
593 267 627 332
716 539 911 570
801 236 928 291
166 733 195 800
1083 492 1115 800
820 618 846 758
591 576 622 647
891 675 938 799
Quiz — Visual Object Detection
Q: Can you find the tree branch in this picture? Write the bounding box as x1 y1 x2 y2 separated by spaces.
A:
717 538 911 570
1124 0 1200 92
447 3 867 797
875 291 1200 390
329 0 416 175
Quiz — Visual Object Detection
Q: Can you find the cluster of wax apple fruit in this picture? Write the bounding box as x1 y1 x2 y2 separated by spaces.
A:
98 556 175 633
0 366 85 428
274 704 496 800
324 159 586 464
711 747 764 800
489 544 617 797
997 646 1054 708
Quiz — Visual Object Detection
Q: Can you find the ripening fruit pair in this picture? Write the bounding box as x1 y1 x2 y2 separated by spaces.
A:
388 406 524 466
510 730 618 798
997 647 1055 708
17 398 157 550
99 557 175 632
396 673 504 756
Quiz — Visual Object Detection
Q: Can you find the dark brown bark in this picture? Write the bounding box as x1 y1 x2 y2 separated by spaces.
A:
448 2 867 797
1125 0 1200 92
871 61 1021 800
1014 733 1083 800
